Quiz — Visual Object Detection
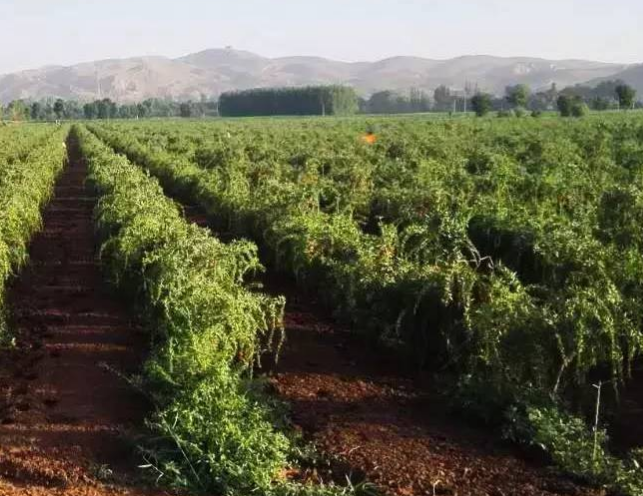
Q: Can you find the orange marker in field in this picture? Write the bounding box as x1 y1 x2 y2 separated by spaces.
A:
362 132 377 144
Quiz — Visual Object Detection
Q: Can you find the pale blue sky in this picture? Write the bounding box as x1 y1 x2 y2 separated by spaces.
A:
1 0 641 74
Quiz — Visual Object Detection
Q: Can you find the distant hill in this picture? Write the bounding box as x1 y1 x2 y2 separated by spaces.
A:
0 48 630 103
587 64 643 95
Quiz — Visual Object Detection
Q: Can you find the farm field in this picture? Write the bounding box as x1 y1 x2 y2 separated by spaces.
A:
1 115 643 495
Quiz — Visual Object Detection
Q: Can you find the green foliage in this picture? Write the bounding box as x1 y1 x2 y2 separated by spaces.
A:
76 125 288 494
86 116 643 395
557 95 589 117
433 85 455 112
590 96 613 111
141 371 290 494
85 115 643 494
616 83 637 110
557 95 573 116
4 100 30 121
471 93 492 117
561 79 622 106
0 124 67 340
77 124 362 496
12 97 218 121
505 405 643 495
219 86 359 117
364 88 431 114
571 101 590 117
514 106 528 118
522 407 609 476
505 84 530 108
497 108 515 118
53 99 65 119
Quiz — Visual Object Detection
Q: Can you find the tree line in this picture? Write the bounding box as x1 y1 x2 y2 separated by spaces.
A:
1 87 359 121
218 86 359 117
469 80 638 117
0 81 639 121
362 80 641 117
0 97 218 122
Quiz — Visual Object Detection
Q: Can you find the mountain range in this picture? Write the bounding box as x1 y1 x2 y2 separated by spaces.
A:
0 48 638 103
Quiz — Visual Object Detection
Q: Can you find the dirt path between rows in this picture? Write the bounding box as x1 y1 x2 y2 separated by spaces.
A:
613 362 643 453
260 279 603 496
0 136 168 496
175 203 601 496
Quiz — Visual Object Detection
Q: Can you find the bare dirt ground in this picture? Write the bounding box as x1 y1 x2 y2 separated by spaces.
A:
0 138 168 496
261 278 602 496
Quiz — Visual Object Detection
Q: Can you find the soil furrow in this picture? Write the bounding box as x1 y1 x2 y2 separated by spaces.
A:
0 136 164 496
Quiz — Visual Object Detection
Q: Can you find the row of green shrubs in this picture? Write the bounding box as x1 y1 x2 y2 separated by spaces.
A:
0 125 67 339
86 120 643 495
76 125 368 495
74 124 311 495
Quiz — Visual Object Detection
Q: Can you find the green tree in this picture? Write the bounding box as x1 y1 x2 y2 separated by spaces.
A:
53 99 65 120
615 83 636 110
96 98 117 119
145 98 172 117
367 91 399 114
471 93 492 117
557 95 573 117
433 85 454 112
546 82 559 106
572 101 589 117
590 97 612 111
63 100 82 119
7 100 29 121
179 102 193 118
83 102 97 119
557 95 587 117
30 102 42 120
409 88 431 112
40 100 55 120
219 86 358 117
571 101 589 117
118 104 138 119
506 84 530 108
136 103 148 118
594 80 624 99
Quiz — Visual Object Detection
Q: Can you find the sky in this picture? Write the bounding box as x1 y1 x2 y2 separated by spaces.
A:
0 0 641 74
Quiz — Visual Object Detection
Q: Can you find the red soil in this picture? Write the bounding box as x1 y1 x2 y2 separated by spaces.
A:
261 279 602 496
0 138 168 496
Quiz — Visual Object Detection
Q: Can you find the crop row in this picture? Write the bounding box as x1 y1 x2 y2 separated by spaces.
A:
0 125 67 338
86 116 643 492
88 118 643 401
75 125 357 496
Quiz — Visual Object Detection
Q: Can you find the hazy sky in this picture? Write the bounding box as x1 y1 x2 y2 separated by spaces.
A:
1 0 641 74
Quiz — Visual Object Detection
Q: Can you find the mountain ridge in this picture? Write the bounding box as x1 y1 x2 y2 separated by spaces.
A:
586 63 643 94
0 48 632 103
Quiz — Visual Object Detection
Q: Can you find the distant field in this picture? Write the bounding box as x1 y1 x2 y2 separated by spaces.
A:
2 113 643 495
87 113 643 392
